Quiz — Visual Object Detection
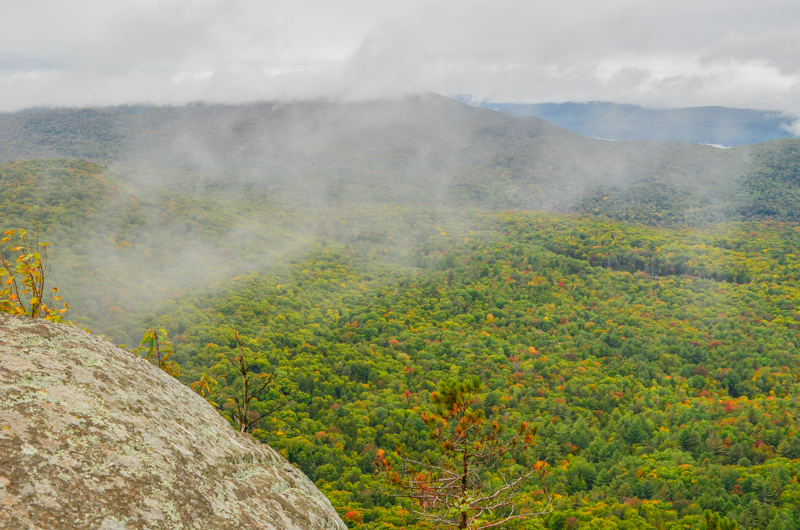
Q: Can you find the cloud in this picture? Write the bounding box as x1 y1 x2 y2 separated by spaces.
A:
1 0 800 121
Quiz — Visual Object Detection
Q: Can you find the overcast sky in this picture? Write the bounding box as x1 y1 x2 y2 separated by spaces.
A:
2 0 800 124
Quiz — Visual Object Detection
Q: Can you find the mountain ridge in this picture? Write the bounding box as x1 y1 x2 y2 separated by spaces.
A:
459 99 798 147
1 94 799 227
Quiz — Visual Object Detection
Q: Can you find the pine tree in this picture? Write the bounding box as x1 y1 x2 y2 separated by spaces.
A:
377 376 552 529
706 433 726 457
624 420 646 445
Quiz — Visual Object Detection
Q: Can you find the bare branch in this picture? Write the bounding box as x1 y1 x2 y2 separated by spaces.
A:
376 377 549 529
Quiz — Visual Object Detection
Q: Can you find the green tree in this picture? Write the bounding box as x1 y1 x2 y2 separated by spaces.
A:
624 419 646 445
704 510 738 530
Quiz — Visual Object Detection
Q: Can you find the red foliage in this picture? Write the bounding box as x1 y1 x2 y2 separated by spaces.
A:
344 510 362 522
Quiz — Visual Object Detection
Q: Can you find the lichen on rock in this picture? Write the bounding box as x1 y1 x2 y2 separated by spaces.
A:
0 314 347 530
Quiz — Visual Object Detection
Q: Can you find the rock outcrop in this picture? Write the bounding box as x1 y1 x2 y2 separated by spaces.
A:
0 314 347 530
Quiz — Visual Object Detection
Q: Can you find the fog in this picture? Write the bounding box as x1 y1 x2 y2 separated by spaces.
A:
0 94 789 343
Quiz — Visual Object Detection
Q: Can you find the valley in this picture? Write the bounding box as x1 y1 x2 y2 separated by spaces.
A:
2 97 800 529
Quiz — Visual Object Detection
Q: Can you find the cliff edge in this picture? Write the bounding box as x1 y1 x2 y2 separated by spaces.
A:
0 314 347 530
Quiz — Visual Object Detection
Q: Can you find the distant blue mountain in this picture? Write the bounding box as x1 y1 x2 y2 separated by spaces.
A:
455 99 798 147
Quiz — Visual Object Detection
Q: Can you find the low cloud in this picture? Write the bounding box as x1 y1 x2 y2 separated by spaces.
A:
1 0 800 120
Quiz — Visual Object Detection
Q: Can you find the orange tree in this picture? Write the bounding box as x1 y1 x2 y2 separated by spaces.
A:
0 226 68 322
376 376 553 529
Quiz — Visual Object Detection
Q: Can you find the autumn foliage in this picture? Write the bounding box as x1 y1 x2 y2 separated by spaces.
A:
0 226 68 322
377 376 552 529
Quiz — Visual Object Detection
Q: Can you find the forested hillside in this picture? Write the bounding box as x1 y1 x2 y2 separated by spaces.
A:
147 210 798 530
463 100 797 147
2 99 800 530
3 95 800 226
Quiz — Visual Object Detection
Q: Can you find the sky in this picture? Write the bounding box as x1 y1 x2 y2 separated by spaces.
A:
2 0 800 127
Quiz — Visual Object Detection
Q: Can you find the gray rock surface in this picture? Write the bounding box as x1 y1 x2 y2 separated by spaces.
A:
0 314 347 530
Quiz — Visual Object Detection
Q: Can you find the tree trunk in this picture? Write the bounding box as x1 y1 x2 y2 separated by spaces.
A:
460 453 468 529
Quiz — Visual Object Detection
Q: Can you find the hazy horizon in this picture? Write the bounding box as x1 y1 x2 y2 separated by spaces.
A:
3 1 800 133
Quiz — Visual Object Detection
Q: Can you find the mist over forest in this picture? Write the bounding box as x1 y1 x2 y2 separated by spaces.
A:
4 92 800 530
4 93 799 339
3 94 799 219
